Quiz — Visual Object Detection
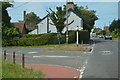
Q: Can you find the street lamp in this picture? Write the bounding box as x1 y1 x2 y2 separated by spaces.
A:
76 26 79 47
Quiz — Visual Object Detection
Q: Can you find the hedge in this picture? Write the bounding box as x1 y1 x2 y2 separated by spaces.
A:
79 30 90 43
2 30 90 47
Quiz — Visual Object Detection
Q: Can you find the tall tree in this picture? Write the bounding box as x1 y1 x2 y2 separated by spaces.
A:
109 19 120 32
47 7 74 46
2 2 19 39
25 12 41 31
47 7 74 34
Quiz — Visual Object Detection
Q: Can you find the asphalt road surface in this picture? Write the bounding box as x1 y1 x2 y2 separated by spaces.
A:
2 38 118 79
82 38 118 78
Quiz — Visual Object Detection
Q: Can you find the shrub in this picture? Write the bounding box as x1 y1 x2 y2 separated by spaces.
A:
79 30 90 43
2 31 90 47
16 33 58 46
60 34 66 44
68 30 76 43
110 31 118 38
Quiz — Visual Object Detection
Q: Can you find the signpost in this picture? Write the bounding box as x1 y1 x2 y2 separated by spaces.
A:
76 26 79 47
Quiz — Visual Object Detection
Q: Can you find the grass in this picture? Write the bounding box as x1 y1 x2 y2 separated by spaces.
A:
3 43 78 48
0 59 2 79
2 60 45 79
43 44 91 52
3 44 91 52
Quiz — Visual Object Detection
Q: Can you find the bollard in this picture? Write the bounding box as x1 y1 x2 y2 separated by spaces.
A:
22 54 25 68
13 52 15 64
4 50 6 60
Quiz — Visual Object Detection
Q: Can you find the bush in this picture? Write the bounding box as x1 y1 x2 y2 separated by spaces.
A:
60 34 66 44
68 30 76 43
2 31 90 47
110 31 118 38
79 30 90 44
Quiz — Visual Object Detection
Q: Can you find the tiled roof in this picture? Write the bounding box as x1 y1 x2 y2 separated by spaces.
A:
12 22 25 33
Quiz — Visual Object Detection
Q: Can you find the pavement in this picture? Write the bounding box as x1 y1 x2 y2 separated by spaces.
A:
2 38 118 79
25 64 80 79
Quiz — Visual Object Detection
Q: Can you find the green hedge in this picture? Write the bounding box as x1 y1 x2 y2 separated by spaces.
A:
68 30 76 43
79 30 90 43
67 30 89 44
2 31 90 47
18 33 58 46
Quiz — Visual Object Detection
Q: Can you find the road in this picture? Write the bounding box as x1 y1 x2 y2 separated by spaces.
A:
82 38 118 78
2 38 118 79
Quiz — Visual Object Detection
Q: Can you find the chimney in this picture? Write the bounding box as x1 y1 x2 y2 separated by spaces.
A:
67 0 74 10
24 10 26 21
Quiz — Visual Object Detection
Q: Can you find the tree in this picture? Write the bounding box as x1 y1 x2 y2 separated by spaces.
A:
100 30 106 35
109 19 120 37
25 12 41 31
109 19 120 32
47 7 74 46
93 28 102 33
47 7 74 34
2 2 19 39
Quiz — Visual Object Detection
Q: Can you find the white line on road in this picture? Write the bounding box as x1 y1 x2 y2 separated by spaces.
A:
33 55 69 58
28 52 38 54
79 57 89 79
33 55 81 58
79 66 86 78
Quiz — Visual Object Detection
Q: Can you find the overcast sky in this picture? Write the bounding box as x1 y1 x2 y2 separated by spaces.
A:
6 1 119 29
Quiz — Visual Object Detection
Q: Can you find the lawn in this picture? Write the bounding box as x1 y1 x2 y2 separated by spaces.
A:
3 44 91 52
3 43 78 48
43 44 91 52
2 60 45 79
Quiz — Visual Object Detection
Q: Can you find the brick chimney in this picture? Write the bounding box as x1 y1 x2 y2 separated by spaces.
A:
67 0 74 10
24 10 26 21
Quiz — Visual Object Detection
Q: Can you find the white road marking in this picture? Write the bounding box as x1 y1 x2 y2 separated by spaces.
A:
79 58 89 79
33 55 81 58
80 66 86 78
28 52 38 54
79 42 95 78
100 51 113 55
33 55 69 58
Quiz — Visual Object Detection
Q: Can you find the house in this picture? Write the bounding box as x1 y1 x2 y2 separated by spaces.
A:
12 11 28 35
104 26 109 32
12 21 28 35
28 2 83 34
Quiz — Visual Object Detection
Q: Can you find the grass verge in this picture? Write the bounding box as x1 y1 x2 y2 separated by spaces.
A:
43 45 91 52
3 44 78 48
2 60 45 78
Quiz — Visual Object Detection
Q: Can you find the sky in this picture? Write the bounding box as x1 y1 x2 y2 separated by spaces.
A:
6 1 119 29
1 0 119 2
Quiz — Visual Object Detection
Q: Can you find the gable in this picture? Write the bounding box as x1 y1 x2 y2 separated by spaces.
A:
63 8 82 19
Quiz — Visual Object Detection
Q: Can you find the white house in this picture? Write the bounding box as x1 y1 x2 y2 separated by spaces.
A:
28 2 83 34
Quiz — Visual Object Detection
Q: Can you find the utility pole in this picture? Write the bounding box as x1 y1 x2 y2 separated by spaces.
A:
66 0 69 44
